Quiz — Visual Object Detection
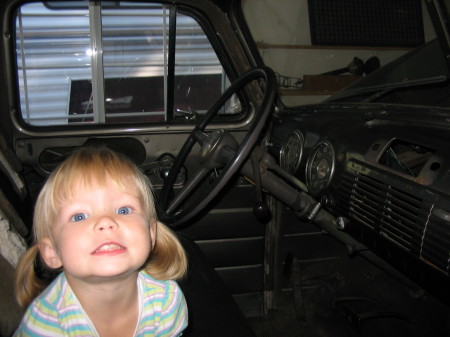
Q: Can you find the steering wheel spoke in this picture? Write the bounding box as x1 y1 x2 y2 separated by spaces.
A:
166 167 210 214
193 130 209 145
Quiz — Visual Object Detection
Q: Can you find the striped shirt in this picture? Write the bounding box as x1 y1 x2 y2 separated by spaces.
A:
14 272 188 337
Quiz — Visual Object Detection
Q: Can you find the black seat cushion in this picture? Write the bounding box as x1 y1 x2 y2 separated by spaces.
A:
177 235 257 337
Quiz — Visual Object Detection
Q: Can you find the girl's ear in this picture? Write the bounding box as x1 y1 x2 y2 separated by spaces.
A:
150 220 157 249
39 238 63 269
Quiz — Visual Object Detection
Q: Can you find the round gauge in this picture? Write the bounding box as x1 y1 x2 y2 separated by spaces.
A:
305 140 335 194
280 130 305 174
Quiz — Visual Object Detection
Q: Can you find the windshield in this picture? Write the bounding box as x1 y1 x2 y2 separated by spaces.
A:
242 0 450 109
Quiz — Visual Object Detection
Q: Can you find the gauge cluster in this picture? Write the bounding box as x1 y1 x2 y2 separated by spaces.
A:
278 129 335 195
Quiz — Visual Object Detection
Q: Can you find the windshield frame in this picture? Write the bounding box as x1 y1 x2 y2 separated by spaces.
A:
425 0 450 73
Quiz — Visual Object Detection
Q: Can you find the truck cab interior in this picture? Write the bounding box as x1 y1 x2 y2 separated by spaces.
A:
2 0 450 336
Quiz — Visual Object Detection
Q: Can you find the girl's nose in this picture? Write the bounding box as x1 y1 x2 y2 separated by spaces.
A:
94 216 119 231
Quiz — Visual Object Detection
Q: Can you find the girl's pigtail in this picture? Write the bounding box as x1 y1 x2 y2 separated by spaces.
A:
14 245 47 308
145 222 188 281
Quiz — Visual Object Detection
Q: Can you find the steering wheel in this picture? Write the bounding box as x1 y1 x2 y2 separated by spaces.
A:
159 66 277 227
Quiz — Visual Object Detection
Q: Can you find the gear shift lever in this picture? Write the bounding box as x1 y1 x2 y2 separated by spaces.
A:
251 150 271 223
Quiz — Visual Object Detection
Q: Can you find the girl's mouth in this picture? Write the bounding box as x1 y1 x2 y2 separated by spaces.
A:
92 242 126 255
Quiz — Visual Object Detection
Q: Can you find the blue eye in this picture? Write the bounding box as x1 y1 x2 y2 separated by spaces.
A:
71 213 88 222
117 206 132 215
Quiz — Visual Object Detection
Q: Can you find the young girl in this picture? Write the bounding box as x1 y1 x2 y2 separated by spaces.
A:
14 147 188 337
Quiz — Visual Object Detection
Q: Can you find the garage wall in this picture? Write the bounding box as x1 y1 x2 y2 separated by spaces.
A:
242 0 436 106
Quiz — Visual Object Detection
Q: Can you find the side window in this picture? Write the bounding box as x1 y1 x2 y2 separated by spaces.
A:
14 1 238 126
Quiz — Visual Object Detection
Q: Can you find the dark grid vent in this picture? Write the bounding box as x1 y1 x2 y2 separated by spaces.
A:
339 169 427 252
340 172 385 230
339 163 450 274
308 0 424 47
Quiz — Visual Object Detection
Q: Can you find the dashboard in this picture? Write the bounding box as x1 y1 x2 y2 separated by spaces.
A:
270 102 450 303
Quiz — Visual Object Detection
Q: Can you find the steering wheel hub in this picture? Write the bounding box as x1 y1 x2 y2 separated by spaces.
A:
199 129 239 168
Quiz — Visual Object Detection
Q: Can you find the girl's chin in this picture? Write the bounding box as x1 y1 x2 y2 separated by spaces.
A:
66 267 141 283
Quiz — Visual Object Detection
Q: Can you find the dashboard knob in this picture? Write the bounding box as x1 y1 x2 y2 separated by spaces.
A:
253 202 271 223
336 216 349 231
160 166 171 180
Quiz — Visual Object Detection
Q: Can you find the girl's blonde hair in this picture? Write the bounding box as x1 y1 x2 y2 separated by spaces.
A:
15 147 187 308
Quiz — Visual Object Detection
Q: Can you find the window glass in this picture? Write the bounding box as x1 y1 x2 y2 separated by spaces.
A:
15 1 238 126
99 4 168 123
174 14 230 119
16 3 92 125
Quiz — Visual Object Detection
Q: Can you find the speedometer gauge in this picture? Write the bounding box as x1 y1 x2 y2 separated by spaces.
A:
305 140 335 194
280 130 304 174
